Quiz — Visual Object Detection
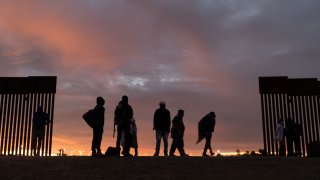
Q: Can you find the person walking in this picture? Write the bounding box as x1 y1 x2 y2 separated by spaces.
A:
196 112 216 157
153 101 171 156
31 106 50 156
169 110 188 156
91 96 105 157
114 95 134 157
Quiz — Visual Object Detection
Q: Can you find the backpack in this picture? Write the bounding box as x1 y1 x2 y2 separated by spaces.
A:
82 109 95 128
105 147 120 157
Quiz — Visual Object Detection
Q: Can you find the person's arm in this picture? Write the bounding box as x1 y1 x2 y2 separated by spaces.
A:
153 110 157 130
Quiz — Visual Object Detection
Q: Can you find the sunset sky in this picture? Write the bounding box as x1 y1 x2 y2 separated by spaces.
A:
1 0 320 156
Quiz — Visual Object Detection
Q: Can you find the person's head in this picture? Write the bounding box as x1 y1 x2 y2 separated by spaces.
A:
177 109 184 117
159 101 166 108
278 118 284 124
122 95 128 104
96 96 105 106
37 106 43 112
209 112 216 118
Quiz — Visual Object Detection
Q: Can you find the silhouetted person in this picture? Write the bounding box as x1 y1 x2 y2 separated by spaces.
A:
91 96 105 157
120 118 138 156
114 95 134 157
153 101 171 156
31 106 50 156
285 118 295 156
196 112 216 156
293 122 302 157
275 118 285 156
169 110 188 156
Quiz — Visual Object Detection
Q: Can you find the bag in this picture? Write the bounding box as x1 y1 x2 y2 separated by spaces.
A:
82 109 95 128
105 147 120 157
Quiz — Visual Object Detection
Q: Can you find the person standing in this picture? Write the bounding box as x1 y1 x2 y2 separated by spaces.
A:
285 118 295 156
114 95 134 157
153 101 171 156
275 118 285 156
91 96 105 157
120 118 139 156
31 106 50 156
196 112 216 156
169 110 188 156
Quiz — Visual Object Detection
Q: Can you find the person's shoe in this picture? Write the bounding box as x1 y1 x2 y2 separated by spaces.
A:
123 153 133 157
169 154 176 157
96 151 104 157
121 152 133 157
164 150 168 156
153 152 159 157
202 153 209 157
181 154 189 157
210 152 215 156
91 151 97 157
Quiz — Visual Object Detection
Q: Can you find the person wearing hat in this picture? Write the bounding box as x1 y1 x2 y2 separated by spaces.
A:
153 101 171 156
196 112 216 156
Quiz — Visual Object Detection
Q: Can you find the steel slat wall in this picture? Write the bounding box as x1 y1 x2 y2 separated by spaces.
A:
0 77 56 156
259 77 320 156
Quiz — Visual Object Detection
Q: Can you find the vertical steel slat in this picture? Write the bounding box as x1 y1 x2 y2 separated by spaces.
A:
11 94 19 155
16 94 23 156
0 94 4 155
49 93 55 156
4 94 13 155
261 94 267 153
44 93 49 156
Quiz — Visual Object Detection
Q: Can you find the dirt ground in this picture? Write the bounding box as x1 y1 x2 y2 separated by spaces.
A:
0 156 319 180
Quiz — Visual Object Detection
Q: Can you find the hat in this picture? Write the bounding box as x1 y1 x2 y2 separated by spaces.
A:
210 112 216 117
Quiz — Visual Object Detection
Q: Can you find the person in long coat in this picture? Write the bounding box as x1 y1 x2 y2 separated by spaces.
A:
196 112 216 156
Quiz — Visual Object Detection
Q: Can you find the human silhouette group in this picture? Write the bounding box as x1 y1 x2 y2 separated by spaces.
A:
86 95 216 157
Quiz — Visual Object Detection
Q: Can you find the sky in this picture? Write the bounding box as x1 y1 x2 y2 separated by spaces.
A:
1 0 320 156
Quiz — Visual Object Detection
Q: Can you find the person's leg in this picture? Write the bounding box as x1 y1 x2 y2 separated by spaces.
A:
31 129 37 156
96 128 103 155
279 140 285 156
123 124 132 156
169 138 177 156
294 137 301 156
287 137 294 156
206 133 213 156
154 130 162 156
92 128 97 156
134 147 138 156
116 125 123 149
177 138 186 156
203 137 209 156
37 129 45 156
163 131 169 156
